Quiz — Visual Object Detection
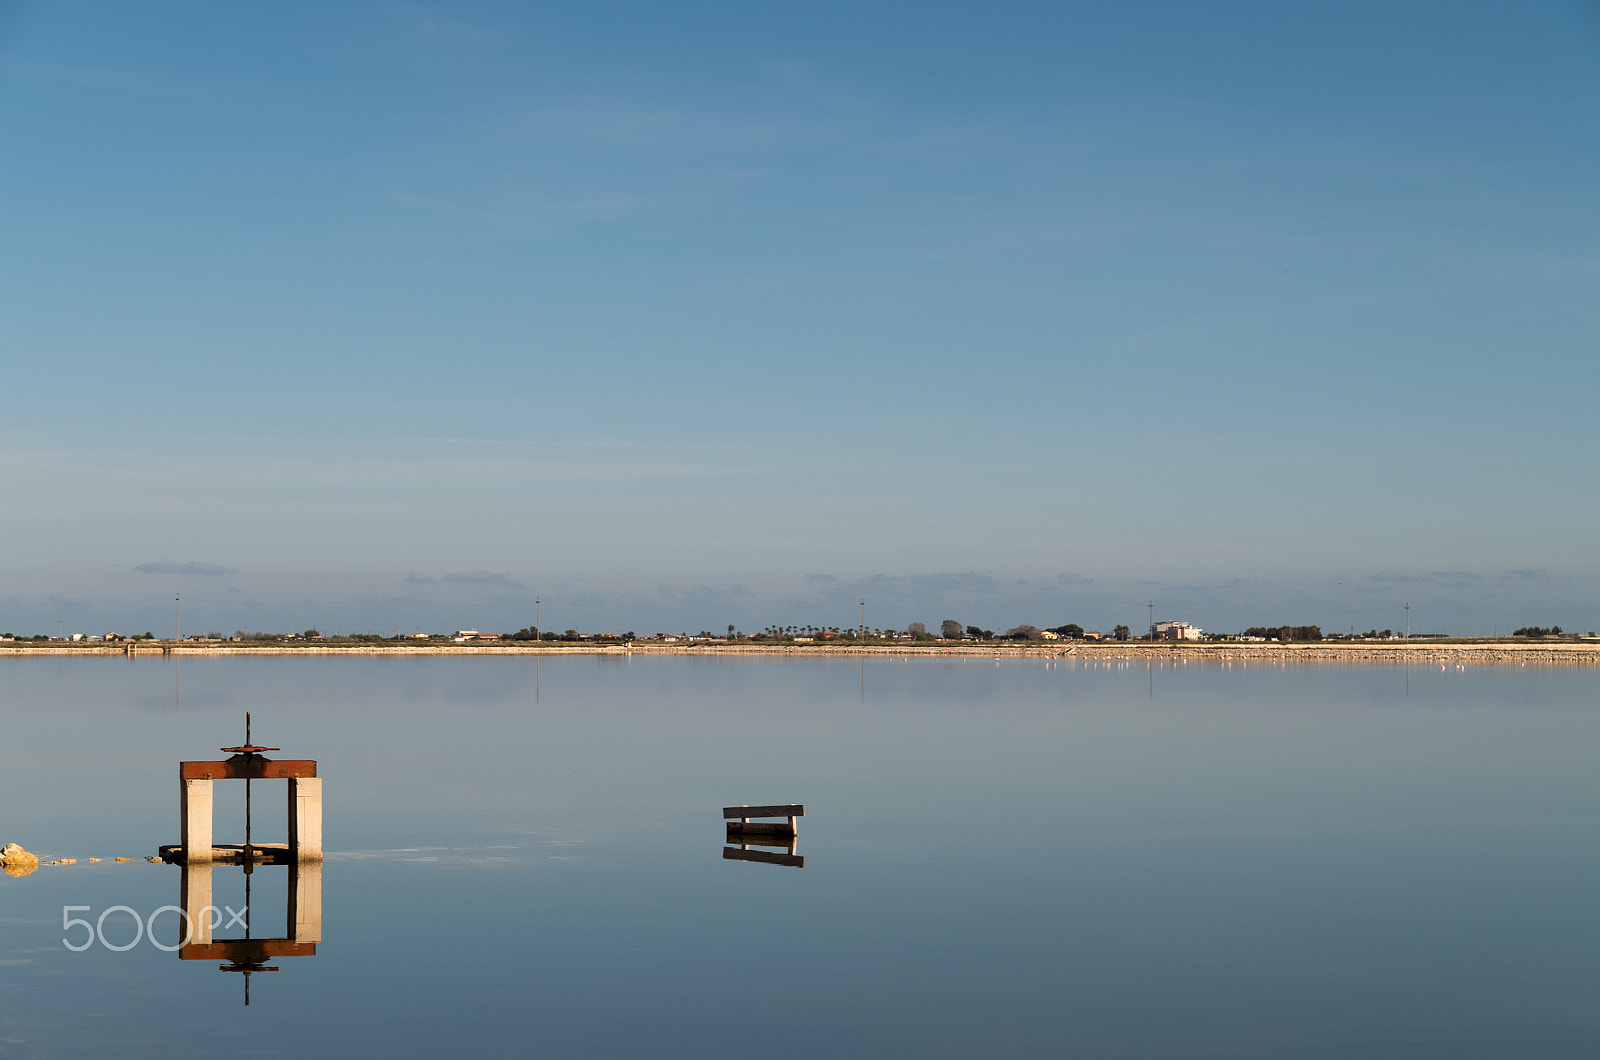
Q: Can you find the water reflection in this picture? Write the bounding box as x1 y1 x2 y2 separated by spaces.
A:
723 803 805 868
177 859 321 1005
722 836 803 868
4 657 1595 1055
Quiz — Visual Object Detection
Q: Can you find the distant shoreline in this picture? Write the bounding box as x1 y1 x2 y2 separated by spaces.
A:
2 640 1596 665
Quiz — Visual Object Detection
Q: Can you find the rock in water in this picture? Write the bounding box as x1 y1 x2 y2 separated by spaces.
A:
2 844 39 878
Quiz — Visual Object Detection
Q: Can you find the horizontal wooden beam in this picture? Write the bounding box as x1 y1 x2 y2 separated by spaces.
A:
180 760 317 780
722 804 803 820
723 846 804 868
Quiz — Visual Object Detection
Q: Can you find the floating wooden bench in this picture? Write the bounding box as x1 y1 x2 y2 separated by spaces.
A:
724 804 803 839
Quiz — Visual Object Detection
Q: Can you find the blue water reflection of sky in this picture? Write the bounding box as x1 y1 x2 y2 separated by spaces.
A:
1 656 1596 1056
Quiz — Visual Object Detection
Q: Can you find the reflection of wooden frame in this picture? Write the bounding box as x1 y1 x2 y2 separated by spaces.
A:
723 840 803 868
176 859 320 1005
723 804 805 868
177 859 322 958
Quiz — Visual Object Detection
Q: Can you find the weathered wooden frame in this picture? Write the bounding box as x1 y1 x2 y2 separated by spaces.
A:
180 759 321 864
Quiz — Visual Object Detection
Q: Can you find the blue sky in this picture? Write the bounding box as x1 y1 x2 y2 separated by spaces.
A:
1 1 1597 637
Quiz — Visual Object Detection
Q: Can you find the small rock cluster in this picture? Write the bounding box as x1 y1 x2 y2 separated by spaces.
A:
1 843 39 878
0 843 159 877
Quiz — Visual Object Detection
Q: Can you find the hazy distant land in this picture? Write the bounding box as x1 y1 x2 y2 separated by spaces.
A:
3 639 1596 665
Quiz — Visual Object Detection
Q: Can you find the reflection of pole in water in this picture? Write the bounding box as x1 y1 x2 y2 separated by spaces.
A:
1148 660 1153 699
536 659 540 703
175 654 180 711
860 658 865 701
245 712 253 867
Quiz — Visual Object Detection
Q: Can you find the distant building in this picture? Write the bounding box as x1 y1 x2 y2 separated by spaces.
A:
1154 621 1203 641
1039 630 1060 640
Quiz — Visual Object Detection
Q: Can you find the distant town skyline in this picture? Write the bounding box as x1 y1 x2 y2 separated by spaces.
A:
2 3 1595 637
1 561 1590 641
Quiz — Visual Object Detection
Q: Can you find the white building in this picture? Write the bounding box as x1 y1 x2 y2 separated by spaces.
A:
1154 621 1203 641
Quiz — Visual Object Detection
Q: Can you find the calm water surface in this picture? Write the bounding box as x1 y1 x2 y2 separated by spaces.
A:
0 655 1596 1057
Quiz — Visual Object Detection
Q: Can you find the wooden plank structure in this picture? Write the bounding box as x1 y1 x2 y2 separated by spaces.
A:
173 714 321 865
166 717 323 1006
724 804 805 868
724 804 803 839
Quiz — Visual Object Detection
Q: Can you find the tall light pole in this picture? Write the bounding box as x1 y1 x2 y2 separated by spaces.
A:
1148 600 1154 642
535 597 540 642
1405 602 1410 640
175 594 180 642
860 599 865 641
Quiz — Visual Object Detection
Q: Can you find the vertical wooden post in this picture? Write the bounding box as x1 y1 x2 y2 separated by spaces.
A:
181 777 213 864
288 777 323 861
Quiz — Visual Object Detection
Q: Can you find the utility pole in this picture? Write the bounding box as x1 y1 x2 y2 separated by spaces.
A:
1148 600 1154 642
535 597 540 642
175 594 180 642
860 599 865 641
1405 602 1410 640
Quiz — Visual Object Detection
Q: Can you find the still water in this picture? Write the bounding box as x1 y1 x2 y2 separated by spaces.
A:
0 655 1596 1057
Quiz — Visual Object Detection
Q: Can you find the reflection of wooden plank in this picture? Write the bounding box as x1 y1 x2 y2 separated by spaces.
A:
723 846 804 868
726 821 795 839
722 804 804 820
180 939 316 961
